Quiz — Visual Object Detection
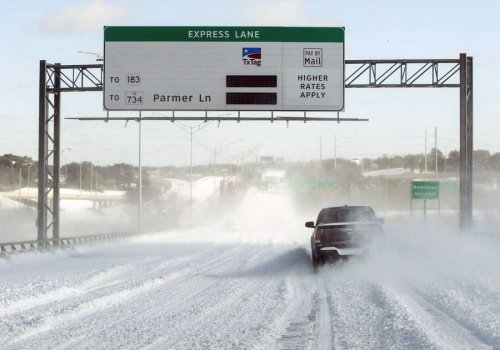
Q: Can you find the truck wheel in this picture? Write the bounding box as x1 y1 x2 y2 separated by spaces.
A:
312 253 322 269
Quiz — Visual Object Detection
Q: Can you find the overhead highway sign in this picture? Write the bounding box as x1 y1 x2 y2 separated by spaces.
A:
103 26 345 111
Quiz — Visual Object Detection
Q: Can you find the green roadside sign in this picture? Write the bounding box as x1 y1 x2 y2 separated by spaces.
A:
317 179 339 191
411 181 439 200
292 179 339 192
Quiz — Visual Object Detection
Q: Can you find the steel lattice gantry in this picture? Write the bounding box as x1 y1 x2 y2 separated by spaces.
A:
38 54 473 243
38 61 103 245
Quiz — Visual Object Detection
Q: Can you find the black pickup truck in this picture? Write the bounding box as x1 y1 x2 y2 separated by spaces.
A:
305 205 384 267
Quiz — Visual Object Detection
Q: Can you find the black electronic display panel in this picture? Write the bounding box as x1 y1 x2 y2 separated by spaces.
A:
226 75 278 88
226 93 277 105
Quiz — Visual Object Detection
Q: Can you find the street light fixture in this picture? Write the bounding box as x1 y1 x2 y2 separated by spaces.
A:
77 50 103 61
6 158 15 170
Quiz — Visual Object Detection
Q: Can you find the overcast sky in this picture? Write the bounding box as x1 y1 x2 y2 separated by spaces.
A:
0 0 498 166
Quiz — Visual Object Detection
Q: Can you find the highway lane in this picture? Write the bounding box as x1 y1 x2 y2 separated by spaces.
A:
1 189 499 349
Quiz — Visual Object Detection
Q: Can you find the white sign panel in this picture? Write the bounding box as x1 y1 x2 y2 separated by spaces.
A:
104 27 344 111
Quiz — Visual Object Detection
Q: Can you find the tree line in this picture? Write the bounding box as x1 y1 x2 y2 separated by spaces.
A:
2 149 500 191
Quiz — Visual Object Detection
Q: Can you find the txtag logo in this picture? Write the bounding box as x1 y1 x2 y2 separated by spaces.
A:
242 47 261 67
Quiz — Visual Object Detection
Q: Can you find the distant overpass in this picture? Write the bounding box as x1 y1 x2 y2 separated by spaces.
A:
0 188 126 208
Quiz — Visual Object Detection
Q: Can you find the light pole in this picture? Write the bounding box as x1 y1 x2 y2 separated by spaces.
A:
424 127 437 174
334 133 337 172
89 164 93 193
194 139 243 195
79 163 82 196
434 127 438 181
61 148 71 186
5 159 19 205
424 128 428 173
171 117 227 215
27 163 33 198
17 166 21 206
218 146 259 189
95 169 98 196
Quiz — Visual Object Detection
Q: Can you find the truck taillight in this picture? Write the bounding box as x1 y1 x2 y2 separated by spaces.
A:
315 229 322 241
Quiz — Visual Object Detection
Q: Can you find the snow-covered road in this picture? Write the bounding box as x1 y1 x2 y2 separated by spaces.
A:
1 189 500 349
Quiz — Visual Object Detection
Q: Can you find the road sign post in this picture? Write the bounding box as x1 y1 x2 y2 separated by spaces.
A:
411 180 440 217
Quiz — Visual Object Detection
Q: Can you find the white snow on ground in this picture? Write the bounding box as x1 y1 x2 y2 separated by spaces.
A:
164 176 222 203
0 195 19 209
2 187 126 198
0 178 217 243
1 189 500 349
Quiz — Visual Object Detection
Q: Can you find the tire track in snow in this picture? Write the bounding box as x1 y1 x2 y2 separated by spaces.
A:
161 246 311 350
276 291 324 350
8 269 185 345
325 279 438 349
392 286 492 349
418 272 500 347
40 245 303 350
253 264 332 350
0 262 139 318
99 245 289 349
4 245 252 348
409 284 499 349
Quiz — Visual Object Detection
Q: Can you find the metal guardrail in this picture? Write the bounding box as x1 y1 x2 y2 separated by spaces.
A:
0 231 136 257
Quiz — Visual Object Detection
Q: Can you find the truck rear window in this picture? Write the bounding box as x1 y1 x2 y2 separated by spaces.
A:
318 208 374 224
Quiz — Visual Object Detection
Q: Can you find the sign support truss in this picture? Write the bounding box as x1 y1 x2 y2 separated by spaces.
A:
346 59 461 88
38 54 473 244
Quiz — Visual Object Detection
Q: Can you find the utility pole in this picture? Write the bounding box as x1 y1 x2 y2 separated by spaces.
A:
190 127 193 216
320 136 323 161
334 134 337 172
138 111 142 234
79 163 82 196
213 150 217 194
27 163 33 198
18 167 22 207
424 128 428 173
435 127 438 180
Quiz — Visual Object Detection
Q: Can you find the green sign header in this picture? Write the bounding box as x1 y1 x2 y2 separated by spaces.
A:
411 181 440 200
104 26 345 43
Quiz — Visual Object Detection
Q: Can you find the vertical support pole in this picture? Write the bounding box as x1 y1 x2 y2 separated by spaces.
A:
53 64 61 244
435 127 438 180
334 133 337 172
190 128 193 217
385 176 388 212
459 53 473 229
459 53 467 229
466 57 473 227
320 136 323 161
38 60 47 246
213 151 217 195
438 194 441 216
18 168 21 207
424 128 427 172
138 111 142 234
79 164 82 196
